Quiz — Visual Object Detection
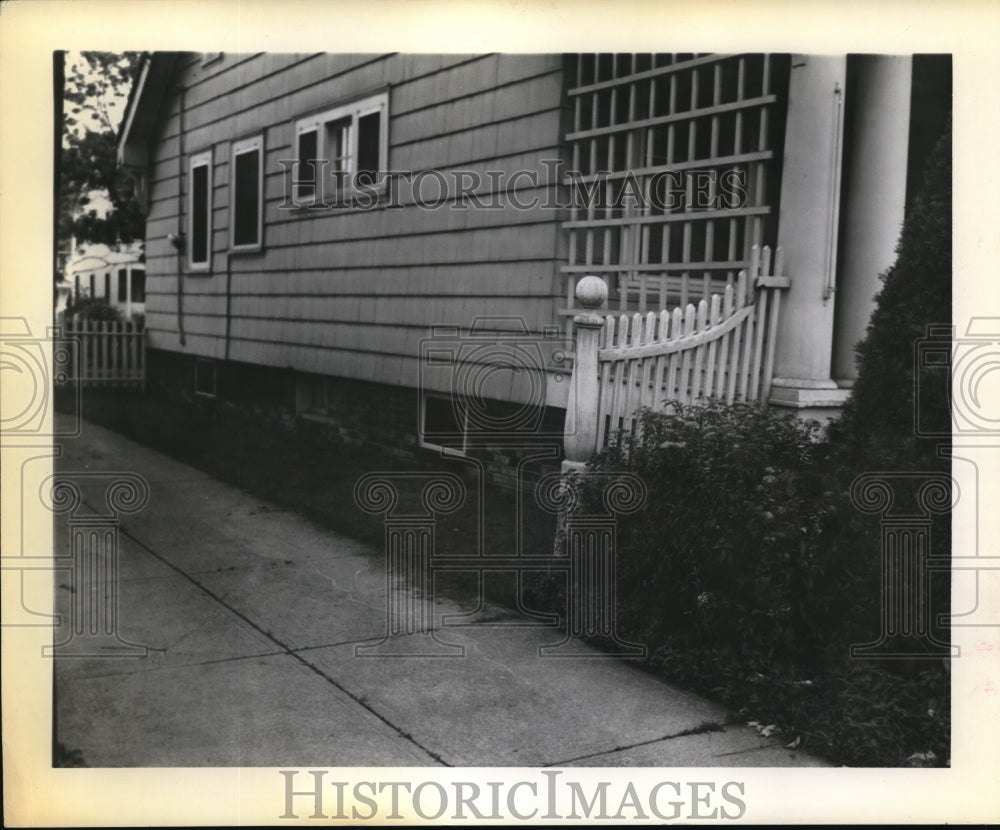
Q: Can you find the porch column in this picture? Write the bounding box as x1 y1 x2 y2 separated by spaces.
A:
770 55 850 417
832 55 912 382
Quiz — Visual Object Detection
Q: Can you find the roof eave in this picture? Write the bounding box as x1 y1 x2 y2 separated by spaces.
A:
116 52 178 169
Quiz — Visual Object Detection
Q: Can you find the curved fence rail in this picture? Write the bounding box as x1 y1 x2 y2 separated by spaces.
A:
563 244 789 462
594 244 787 447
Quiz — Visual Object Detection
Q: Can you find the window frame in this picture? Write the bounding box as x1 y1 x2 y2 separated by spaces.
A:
187 149 213 272
229 134 264 252
293 90 389 207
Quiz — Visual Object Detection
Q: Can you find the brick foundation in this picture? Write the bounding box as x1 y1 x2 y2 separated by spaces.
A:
145 349 565 489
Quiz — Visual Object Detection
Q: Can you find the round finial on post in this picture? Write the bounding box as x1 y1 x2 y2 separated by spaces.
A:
575 276 608 311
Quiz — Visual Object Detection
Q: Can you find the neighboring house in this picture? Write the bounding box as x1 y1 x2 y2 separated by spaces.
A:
60 241 146 321
116 52 949 467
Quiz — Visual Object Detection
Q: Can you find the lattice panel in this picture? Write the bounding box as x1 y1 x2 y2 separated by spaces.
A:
562 53 790 332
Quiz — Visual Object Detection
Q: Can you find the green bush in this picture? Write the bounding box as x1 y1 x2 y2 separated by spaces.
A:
65 296 124 323
587 402 876 666
573 400 949 765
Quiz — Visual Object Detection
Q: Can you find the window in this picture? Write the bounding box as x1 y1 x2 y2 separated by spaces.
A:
230 135 263 250
117 268 127 302
420 393 469 456
104 272 111 300
89 274 95 298
130 269 146 303
194 358 217 397
293 91 388 205
188 150 213 270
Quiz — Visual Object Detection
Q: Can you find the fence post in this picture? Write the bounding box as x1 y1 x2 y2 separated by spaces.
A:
563 276 607 473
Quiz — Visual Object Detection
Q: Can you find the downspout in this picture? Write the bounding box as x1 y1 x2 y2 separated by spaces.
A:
822 81 845 303
176 84 187 346
224 252 232 361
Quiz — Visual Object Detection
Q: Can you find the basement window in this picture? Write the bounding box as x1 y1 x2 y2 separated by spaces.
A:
420 393 469 456
188 149 212 271
194 358 217 398
292 91 389 205
230 135 263 251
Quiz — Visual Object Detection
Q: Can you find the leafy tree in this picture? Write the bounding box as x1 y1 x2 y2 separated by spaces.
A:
58 51 144 269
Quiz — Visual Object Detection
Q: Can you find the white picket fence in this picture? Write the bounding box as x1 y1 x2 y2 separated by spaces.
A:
563 245 789 463
62 318 146 388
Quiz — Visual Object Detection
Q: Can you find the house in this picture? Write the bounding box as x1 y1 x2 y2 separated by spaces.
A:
60 240 146 321
116 52 950 473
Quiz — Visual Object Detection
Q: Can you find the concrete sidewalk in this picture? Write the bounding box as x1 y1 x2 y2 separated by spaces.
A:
51 414 828 767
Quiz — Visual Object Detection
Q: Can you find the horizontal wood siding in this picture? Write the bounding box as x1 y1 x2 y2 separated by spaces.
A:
143 53 570 399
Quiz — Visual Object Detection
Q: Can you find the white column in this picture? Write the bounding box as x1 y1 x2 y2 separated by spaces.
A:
770 55 851 417
833 55 912 381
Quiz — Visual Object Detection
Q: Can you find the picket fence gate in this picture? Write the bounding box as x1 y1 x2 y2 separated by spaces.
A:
62 318 146 388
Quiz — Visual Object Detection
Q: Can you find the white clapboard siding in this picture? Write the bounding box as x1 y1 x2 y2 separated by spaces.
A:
142 53 568 396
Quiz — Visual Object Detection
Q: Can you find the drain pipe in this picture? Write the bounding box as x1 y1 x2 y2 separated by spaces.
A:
223 251 232 361
174 83 187 346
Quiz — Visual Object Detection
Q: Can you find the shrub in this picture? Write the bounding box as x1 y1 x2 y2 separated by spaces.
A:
572 400 949 765
586 401 875 667
65 296 124 323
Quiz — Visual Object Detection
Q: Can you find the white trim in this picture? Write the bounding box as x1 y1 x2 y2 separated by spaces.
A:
293 91 389 205
229 134 264 252
187 149 213 271
117 56 150 161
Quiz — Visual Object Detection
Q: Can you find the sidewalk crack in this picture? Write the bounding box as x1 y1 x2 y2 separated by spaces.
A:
543 722 734 767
